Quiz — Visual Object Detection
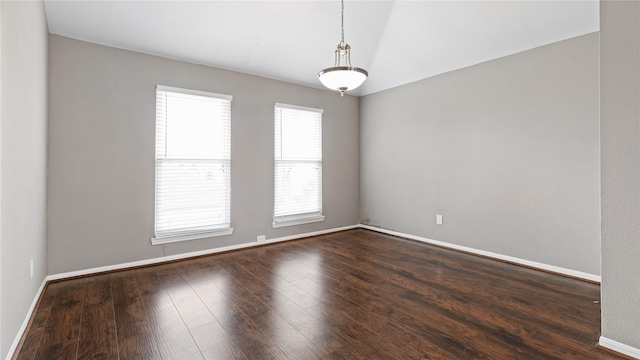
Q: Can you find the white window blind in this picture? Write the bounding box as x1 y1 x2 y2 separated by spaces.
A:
274 103 324 227
153 85 232 244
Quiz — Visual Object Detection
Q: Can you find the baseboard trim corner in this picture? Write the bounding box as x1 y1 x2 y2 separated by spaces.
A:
599 336 640 359
358 224 601 283
47 224 360 282
4 279 47 360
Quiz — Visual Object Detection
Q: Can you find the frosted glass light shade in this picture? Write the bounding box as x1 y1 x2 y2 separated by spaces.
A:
318 66 368 95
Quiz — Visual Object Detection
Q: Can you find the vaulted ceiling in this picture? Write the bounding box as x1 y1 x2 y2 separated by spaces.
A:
43 0 599 96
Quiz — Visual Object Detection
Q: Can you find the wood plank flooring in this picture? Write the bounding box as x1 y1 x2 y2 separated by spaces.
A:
14 229 626 359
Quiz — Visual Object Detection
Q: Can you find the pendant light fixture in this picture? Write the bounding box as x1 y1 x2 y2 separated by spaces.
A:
318 0 368 96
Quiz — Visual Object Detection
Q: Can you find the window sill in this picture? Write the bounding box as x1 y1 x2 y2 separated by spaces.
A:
272 214 325 228
151 228 233 245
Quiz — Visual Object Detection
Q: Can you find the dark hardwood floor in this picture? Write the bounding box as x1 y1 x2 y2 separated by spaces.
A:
14 229 626 359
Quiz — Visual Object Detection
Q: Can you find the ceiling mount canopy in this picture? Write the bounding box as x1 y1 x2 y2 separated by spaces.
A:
318 0 368 96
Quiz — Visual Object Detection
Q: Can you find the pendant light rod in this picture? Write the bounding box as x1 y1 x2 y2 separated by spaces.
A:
341 0 345 44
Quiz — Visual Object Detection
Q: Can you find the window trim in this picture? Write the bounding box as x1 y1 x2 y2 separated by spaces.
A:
273 103 324 228
272 213 325 228
274 102 324 114
151 228 234 245
152 85 233 245
156 85 233 102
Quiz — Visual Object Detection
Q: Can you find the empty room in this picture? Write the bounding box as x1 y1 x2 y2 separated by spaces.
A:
1 0 639 359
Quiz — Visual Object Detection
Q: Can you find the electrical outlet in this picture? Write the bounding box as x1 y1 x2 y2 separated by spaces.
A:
436 214 443 225
257 235 266 242
30 259 34 279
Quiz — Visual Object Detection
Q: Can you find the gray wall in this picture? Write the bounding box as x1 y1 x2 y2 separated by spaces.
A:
0 1 49 358
47 35 360 275
600 0 640 350
360 33 601 276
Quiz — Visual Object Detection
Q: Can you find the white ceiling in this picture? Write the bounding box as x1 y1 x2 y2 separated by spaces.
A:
43 0 599 96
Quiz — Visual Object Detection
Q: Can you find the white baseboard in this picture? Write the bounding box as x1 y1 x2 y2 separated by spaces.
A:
11 225 640 360
47 224 360 281
4 279 47 360
44 222 600 284
600 336 640 359
5 224 357 359
359 224 601 283
11 223 611 360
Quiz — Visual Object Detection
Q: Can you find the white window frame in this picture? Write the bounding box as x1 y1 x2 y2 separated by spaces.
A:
273 103 324 228
152 85 233 245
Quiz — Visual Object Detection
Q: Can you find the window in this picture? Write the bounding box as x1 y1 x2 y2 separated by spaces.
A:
273 103 324 228
152 85 232 244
